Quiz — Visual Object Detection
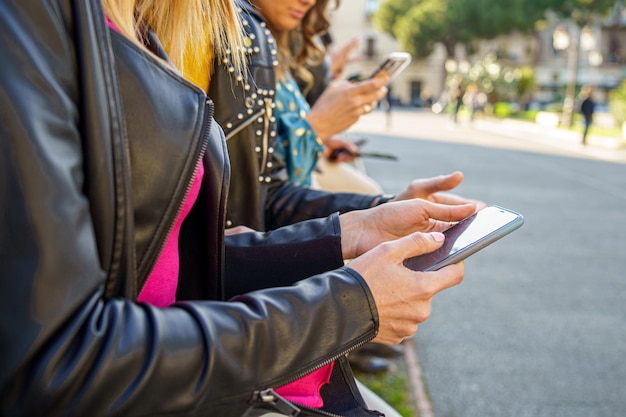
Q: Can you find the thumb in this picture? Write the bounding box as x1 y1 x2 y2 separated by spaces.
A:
392 231 446 262
423 172 464 194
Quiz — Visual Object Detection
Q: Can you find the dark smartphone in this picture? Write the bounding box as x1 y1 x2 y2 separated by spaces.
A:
403 205 525 272
368 52 412 84
327 138 368 161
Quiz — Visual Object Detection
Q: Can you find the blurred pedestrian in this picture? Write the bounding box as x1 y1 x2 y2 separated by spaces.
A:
580 85 596 146
452 84 464 124
464 83 485 122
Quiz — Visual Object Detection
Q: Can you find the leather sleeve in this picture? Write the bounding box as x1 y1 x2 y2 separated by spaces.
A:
224 214 345 298
0 2 378 416
265 181 380 230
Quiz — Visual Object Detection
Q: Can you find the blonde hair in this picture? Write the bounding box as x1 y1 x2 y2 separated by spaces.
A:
102 0 246 77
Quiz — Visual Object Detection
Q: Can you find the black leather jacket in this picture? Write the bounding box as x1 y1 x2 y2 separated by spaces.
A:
210 1 385 232
0 1 381 416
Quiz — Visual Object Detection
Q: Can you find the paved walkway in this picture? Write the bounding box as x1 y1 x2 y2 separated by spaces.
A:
349 108 626 416
349 109 626 165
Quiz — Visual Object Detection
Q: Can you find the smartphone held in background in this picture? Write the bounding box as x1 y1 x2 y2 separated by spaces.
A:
369 52 411 84
347 52 412 84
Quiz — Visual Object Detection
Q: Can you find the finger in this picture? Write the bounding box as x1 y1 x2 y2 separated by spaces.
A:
424 262 465 292
371 71 390 85
337 152 357 163
370 86 389 103
404 173 464 201
361 102 374 114
389 231 447 262
429 191 474 206
422 200 477 224
428 219 462 232
474 199 488 210
421 171 464 194
224 225 255 236
383 232 464 294
344 142 359 153
366 100 378 113
352 76 387 94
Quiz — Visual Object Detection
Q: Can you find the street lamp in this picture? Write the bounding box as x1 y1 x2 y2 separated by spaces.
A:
552 24 597 128
588 50 603 67
553 25 570 50
444 58 458 74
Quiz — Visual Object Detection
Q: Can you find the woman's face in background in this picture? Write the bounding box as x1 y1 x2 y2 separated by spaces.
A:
252 0 316 33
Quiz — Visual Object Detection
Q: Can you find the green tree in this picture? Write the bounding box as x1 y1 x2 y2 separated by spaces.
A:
374 0 616 95
546 0 617 24
374 0 616 58
515 66 537 111
455 53 533 105
373 0 544 60
373 0 415 37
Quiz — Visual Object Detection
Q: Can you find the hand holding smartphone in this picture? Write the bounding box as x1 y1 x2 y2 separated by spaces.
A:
347 52 412 85
327 138 367 162
369 52 411 84
403 205 524 272
327 138 398 162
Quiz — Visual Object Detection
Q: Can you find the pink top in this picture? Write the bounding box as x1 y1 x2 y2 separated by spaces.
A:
275 364 334 408
137 163 204 307
108 16 334 406
135 158 333 406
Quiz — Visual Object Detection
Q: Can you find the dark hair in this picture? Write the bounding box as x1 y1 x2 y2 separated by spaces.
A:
271 0 339 94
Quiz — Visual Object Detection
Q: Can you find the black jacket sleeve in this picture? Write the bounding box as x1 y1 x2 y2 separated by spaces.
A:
224 214 345 298
265 181 380 230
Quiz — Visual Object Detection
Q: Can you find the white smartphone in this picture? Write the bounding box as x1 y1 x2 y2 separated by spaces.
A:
368 52 411 84
403 205 525 272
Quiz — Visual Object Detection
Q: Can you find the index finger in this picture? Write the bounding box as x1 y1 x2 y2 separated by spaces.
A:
420 171 464 195
420 262 465 294
353 74 388 92
431 192 485 210
419 201 477 231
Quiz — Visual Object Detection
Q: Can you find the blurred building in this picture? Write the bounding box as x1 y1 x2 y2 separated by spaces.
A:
327 0 626 109
532 5 626 107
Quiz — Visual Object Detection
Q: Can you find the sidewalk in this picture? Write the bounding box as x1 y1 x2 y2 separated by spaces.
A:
349 109 626 165
472 116 626 163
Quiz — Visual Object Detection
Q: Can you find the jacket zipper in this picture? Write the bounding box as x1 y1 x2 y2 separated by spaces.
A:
259 97 273 173
250 332 376 416
141 97 212 281
224 100 272 176
251 388 301 416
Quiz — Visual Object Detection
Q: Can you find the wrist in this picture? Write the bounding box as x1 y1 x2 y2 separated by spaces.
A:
306 113 329 142
339 211 360 259
370 194 396 207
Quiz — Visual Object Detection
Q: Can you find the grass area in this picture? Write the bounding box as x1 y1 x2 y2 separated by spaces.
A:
510 110 624 141
443 103 625 146
354 355 417 417
567 123 624 140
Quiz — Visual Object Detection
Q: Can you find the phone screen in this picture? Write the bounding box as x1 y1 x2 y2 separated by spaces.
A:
377 60 406 77
370 53 411 82
403 206 524 272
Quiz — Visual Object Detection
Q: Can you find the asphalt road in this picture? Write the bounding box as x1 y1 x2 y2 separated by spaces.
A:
349 110 626 417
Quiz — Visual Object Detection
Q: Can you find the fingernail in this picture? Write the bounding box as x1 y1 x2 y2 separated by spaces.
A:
431 232 445 242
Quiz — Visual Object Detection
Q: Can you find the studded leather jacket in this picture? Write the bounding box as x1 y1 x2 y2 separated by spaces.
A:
210 1 388 232
1 1 383 416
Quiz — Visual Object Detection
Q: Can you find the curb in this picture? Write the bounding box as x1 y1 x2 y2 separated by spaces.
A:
402 339 434 417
